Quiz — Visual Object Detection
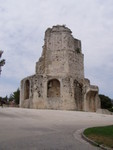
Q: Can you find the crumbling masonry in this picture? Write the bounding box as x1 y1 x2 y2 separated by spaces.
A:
20 25 100 112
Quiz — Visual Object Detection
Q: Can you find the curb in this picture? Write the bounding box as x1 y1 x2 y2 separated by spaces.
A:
82 131 113 150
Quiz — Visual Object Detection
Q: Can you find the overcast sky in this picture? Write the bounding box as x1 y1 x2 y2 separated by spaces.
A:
0 0 113 99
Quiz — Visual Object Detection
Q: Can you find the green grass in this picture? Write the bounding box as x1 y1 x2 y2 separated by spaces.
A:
84 125 113 148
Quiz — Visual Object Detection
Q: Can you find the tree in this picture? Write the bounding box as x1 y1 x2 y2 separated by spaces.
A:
0 50 5 74
9 88 20 105
0 96 8 106
99 94 112 110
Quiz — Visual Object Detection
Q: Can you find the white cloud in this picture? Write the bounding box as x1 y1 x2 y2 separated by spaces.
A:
0 0 113 98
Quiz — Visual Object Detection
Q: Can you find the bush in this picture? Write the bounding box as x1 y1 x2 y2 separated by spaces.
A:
99 94 112 110
108 107 113 112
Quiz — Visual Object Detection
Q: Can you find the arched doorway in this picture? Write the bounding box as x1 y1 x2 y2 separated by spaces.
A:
74 80 83 110
24 80 30 100
47 79 60 97
86 91 97 112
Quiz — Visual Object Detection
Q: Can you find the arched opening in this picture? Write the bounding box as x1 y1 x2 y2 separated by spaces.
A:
74 80 83 110
24 80 30 100
47 79 60 98
86 91 97 112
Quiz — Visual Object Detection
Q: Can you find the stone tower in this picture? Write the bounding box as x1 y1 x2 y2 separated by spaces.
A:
20 25 100 112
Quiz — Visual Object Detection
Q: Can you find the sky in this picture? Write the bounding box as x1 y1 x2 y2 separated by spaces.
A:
0 0 113 99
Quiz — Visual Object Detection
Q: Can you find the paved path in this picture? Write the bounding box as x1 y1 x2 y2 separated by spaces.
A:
0 107 113 150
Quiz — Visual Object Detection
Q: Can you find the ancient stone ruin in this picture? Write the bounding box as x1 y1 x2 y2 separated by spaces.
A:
20 25 100 112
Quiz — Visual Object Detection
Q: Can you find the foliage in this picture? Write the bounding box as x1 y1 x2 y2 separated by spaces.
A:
0 89 20 106
108 107 113 112
0 96 8 106
0 50 5 74
99 94 112 110
0 96 8 102
76 48 81 53
9 88 20 105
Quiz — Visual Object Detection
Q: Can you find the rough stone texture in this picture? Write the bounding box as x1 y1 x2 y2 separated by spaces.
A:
20 25 100 112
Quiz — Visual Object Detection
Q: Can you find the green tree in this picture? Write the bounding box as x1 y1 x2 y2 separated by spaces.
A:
99 94 112 110
0 50 5 74
0 96 8 106
9 88 20 105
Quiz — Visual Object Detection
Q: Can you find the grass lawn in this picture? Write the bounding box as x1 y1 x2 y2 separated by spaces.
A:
83 125 113 148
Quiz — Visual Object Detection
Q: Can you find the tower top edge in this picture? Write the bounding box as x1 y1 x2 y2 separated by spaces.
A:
45 25 72 34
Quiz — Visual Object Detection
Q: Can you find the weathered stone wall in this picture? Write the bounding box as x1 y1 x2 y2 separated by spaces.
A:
36 25 84 79
20 25 100 112
20 75 35 108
